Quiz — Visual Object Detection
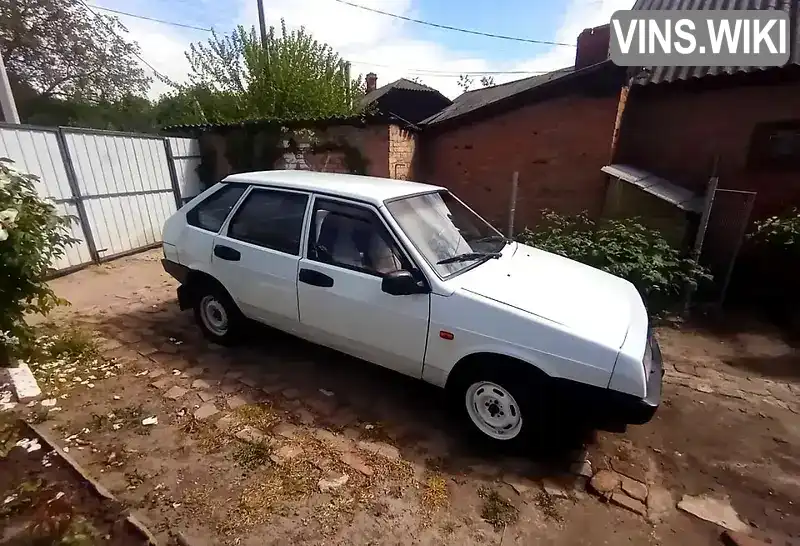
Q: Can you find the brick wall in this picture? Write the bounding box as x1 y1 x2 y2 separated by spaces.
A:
388 125 416 180
420 95 619 230
617 80 800 220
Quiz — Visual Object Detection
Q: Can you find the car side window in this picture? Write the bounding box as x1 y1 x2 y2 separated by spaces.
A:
187 184 247 233
308 199 405 276
227 189 309 255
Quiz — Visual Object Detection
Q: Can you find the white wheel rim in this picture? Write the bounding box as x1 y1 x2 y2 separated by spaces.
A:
465 381 523 440
200 295 228 336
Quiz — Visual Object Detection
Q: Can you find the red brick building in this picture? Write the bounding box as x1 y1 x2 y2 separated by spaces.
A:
608 0 800 306
417 25 626 231
614 0 800 222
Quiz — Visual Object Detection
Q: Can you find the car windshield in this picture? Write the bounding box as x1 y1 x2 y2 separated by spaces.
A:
385 190 508 277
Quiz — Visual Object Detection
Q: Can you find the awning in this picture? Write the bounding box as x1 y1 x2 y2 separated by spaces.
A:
601 164 704 214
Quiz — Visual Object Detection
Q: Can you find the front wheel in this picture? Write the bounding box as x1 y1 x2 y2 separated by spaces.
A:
451 364 542 449
464 381 525 441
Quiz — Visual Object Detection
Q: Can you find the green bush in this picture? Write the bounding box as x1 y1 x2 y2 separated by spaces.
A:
747 208 800 252
0 159 76 362
515 211 710 311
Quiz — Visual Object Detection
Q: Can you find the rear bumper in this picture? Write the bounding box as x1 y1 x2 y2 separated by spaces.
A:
162 259 189 284
161 259 194 310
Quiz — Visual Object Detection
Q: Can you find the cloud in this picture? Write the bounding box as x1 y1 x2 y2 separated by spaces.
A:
111 0 634 100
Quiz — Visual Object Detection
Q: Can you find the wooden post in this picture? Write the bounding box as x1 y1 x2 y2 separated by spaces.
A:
508 171 519 238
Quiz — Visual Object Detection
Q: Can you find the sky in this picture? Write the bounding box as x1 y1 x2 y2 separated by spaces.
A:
93 0 636 100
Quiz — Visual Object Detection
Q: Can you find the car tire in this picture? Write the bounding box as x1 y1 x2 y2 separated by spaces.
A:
450 361 544 450
193 283 242 345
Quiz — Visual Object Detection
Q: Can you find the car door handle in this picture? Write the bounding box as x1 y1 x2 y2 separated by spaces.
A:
214 244 241 261
298 268 334 288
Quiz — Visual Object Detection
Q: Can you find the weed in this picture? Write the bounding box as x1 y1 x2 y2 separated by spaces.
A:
180 416 229 452
60 516 101 546
441 520 457 535
534 490 563 521
26 408 50 425
124 469 146 489
232 441 272 470
477 486 518 531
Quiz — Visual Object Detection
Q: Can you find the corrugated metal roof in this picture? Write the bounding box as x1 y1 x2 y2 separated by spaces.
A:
632 0 800 84
602 164 704 212
421 67 576 125
161 112 409 133
361 78 450 106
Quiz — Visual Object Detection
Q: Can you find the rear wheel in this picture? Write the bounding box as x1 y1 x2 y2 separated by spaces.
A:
193 283 242 345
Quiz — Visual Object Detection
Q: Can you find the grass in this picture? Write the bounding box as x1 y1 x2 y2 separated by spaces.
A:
477 486 519 531
421 474 449 512
216 459 321 536
179 415 230 452
21 323 120 399
231 403 279 432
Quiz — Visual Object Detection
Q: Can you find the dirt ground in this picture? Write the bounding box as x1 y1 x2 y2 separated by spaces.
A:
13 250 800 545
0 416 150 545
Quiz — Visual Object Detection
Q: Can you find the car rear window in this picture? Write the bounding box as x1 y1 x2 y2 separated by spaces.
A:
187 184 246 233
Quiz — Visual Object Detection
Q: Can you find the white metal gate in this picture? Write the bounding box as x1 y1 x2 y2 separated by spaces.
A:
61 128 180 261
167 137 202 204
0 126 93 271
0 123 198 273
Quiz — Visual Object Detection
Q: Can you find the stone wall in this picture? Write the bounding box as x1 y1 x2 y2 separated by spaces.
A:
196 123 393 187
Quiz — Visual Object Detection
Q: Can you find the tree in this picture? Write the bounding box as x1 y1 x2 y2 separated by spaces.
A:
174 21 363 124
457 74 474 93
0 0 151 104
0 160 75 365
456 74 494 93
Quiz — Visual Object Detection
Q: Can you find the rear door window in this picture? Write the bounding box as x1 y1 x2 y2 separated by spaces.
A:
226 189 309 255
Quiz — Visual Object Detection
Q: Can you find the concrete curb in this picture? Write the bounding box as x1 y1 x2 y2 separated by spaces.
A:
5 363 42 403
26 422 159 545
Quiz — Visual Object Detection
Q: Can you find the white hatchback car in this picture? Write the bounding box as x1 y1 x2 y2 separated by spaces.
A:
162 171 662 446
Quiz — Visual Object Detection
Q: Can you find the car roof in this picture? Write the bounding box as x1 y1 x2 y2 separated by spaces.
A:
222 170 444 205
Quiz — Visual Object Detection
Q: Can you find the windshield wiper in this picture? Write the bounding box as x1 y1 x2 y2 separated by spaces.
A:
436 252 502 265
471 234 511 245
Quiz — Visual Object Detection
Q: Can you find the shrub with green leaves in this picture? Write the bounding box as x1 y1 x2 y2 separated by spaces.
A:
515 211 710 311
747 208 800 252
0 159 75 361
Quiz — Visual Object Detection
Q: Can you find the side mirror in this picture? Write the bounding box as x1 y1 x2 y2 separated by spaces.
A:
381 270 427 296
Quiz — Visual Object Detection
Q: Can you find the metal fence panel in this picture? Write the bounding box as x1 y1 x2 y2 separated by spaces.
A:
697 188 757 306
0 126 93 270
167 137 202 204
62 130 179 261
